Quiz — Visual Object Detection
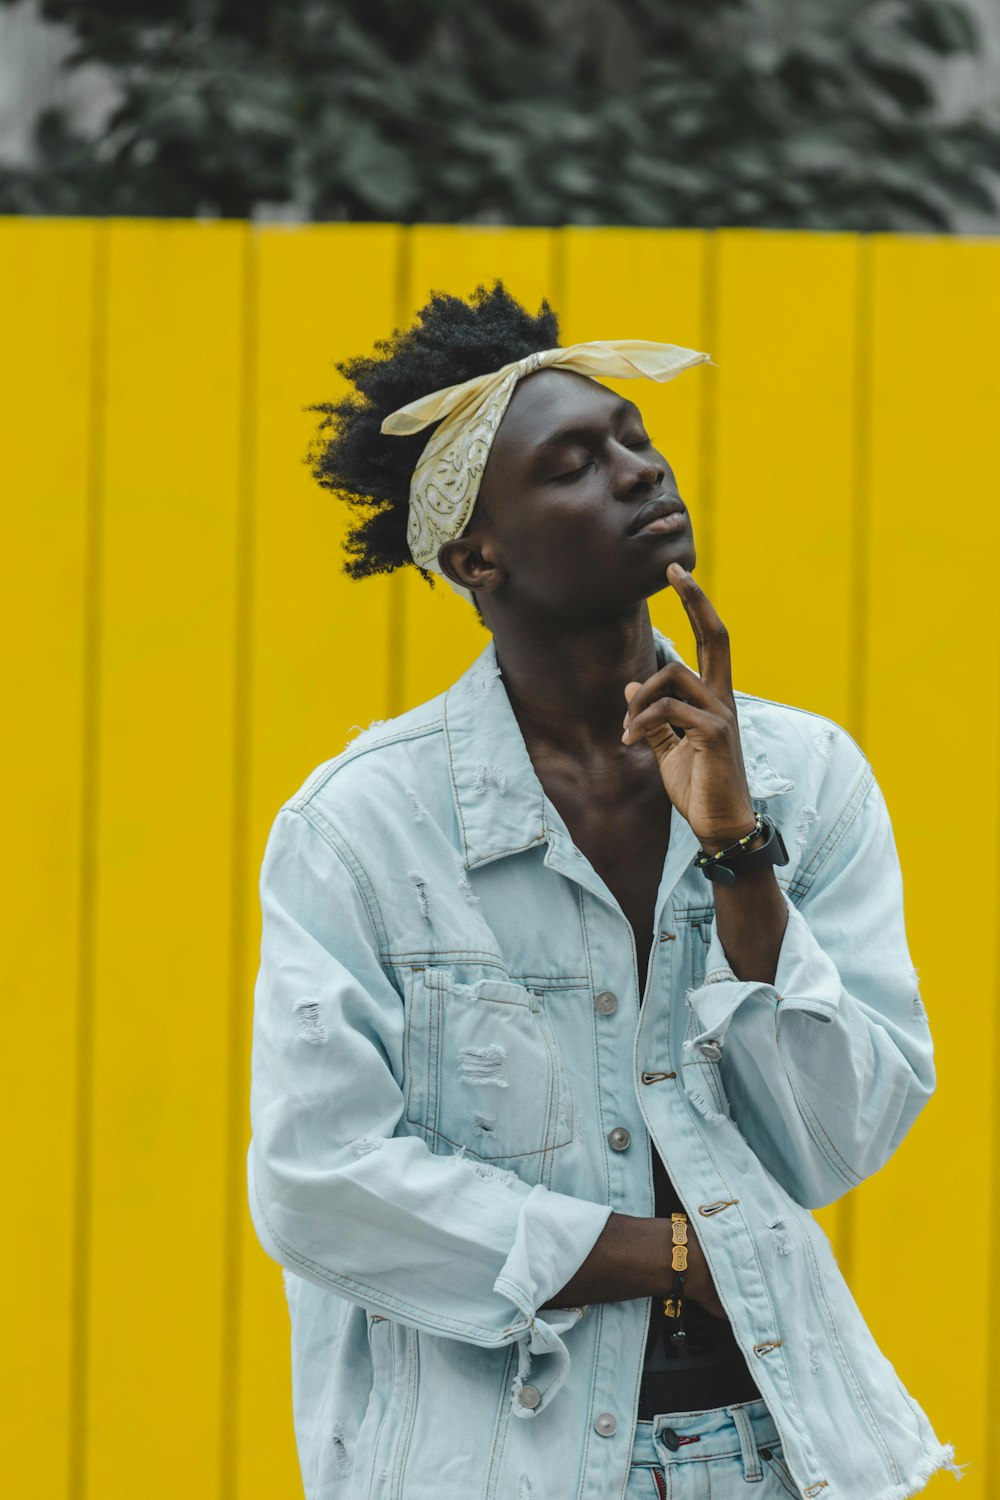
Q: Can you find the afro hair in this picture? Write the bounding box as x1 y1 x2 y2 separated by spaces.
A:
306 280 560 616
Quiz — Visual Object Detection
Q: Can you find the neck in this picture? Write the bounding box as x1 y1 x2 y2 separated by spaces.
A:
491 605 660 766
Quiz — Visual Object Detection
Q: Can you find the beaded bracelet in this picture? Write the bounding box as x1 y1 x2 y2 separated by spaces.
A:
692 812 763 872
663 1211 689 1344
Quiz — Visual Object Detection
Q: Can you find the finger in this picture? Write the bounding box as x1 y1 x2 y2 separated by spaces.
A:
625 660 719 727
667 562 734 695
624 695 716 743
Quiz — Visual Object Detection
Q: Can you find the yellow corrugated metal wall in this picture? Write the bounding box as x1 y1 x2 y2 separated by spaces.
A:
2 218 997 1500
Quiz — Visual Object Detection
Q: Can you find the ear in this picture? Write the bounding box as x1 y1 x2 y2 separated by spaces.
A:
437 536 508 596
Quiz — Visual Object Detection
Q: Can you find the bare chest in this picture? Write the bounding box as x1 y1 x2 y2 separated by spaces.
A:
535 756 672 997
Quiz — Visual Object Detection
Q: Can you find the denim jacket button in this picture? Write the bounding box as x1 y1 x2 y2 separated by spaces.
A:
594 991 618 1015
594 1412 618 1437
608 1127 631 1151
518 1384 541 1410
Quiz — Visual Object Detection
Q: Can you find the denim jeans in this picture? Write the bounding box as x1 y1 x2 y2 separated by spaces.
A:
626 1400 803 1499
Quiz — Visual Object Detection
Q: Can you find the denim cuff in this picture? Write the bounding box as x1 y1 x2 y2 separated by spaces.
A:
690 890 841 1052
493 1185 613 1417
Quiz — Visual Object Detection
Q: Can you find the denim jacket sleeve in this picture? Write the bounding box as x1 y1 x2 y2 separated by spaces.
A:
683 733 936 1210
247 805 613 1411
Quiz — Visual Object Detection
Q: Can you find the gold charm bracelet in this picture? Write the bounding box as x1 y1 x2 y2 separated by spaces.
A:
663 1212 689 1342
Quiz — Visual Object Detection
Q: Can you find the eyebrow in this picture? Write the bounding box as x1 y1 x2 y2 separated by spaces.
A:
533 397 642 452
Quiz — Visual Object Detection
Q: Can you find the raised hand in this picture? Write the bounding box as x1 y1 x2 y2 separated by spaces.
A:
622 563 756 854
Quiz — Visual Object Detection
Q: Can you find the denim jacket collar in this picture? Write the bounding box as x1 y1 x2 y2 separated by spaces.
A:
443 626 794 872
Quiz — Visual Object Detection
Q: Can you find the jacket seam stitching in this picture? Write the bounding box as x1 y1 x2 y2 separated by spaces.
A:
578 889 612 1205
289 719 445 806
252 1166 522 1342
795 763 875 892
801 1234 902 1484
296 803 394 957
443 701 474 863
732 692 867 760
778 1054 863 1189
484 1343 517 1500
662 1118 819 1458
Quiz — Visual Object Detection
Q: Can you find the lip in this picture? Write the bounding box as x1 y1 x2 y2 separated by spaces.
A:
626 495 686 536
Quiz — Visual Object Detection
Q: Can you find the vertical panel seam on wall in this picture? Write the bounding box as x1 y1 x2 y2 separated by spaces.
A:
220 220 257 1500
990 487 1000 1498
549 226 567 328
69 218 109 1500
387 225 413 717
697 231 719 595
839 230 874 1288
848 234 873 756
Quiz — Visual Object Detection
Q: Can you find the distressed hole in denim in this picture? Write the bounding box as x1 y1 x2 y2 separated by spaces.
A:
685 1084 728 1124
293 998 327 1046
472 1113 496 1137
471 1159 517 1185
813 726 837 760
459 1044 508 1087
805 1333 822 1372
473 762 508 795
409 870 431 920
454 848 480 907
466 665 502 694
518 1474 534 1500
330 1425 352 1477
768 1217 792 1255
405 787 427 823
795 805 818 848
351 1136 383 1157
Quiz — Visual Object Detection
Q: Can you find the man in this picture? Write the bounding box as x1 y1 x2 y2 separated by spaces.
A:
248 282 961 1498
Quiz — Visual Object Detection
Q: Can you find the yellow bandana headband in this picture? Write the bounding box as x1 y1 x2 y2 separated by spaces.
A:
380 339 711 604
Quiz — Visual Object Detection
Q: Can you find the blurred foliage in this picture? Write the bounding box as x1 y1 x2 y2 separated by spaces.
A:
1 0 997 228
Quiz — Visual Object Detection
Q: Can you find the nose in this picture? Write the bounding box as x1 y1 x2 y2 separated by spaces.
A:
613 442 664 499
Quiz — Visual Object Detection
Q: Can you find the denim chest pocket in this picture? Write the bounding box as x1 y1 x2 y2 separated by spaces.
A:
403 967 574 1163
668 905 714 990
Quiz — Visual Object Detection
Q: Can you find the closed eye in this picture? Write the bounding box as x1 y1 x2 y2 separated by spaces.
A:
552 459 596 482
551 435 650 481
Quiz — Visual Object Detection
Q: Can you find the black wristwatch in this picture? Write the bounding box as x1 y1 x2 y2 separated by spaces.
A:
693 815 789 887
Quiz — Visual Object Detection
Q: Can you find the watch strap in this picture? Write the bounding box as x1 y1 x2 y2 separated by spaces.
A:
695 815 789 887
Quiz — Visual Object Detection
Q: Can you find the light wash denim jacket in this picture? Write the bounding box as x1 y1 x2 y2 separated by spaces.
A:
248 627 959 1500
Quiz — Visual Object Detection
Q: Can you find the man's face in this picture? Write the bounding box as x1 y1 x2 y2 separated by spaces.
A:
443 368 696 622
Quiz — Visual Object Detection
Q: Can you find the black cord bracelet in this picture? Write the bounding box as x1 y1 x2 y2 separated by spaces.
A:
693 815 790 887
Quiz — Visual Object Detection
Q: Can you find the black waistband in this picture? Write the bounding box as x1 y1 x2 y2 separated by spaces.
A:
637 1359 763 1421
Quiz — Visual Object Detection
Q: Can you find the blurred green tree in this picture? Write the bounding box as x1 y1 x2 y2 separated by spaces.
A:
1 0 996 229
